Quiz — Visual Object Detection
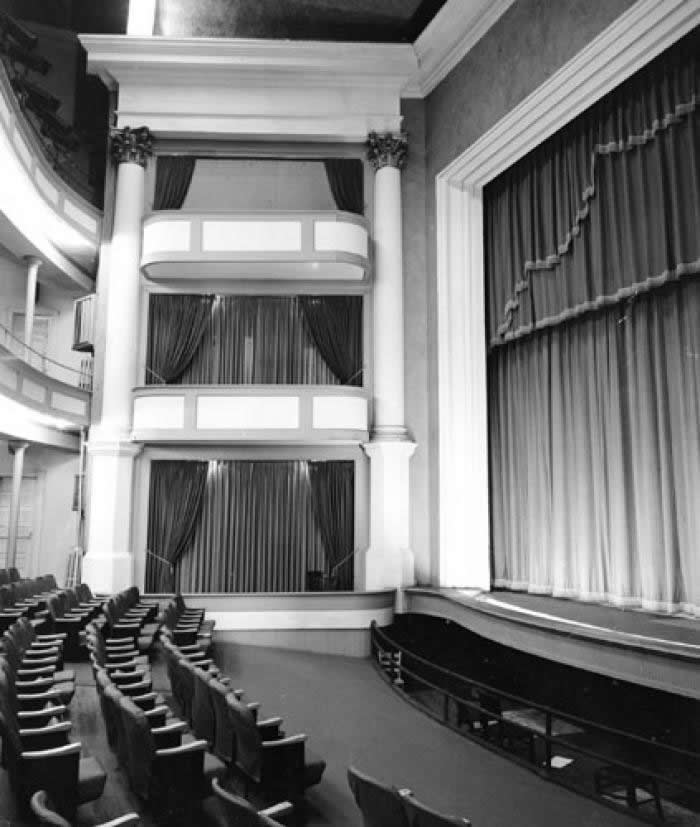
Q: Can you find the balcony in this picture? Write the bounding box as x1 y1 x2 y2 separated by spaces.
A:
141 211 370 283
0 322 92 433
132 385 369 443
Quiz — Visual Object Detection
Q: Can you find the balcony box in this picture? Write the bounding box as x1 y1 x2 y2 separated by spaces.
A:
131 385 369 444
141 210 370 283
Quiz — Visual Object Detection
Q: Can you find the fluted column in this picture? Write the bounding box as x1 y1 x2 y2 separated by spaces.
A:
361 132 416 595
83 126 152 593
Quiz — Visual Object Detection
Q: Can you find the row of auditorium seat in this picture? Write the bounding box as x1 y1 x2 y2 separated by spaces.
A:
0 566 23 585
89 609 297 825
160 608 326 811
348 765 471 826
0 616 108 819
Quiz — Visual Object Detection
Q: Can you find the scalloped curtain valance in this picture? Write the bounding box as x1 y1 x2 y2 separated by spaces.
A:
484 26 699 348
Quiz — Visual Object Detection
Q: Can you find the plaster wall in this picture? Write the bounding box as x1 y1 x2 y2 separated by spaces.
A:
178 159 337 213
0 440 78 582
400 98 430 584
417 0 638 582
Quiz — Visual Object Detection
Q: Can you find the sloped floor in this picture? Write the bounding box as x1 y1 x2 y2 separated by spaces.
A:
0 642 641 826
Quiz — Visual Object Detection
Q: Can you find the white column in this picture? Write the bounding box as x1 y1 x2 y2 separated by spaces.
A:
83 127 152 593
361 131 416 594
23 256 41 361
6 442 28 570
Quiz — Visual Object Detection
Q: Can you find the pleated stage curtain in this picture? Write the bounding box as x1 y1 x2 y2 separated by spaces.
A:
308 461 355 590
323 158 364 215
176 296 359 385
486 27 700 613
145 294 214 384
174 460 354 593
145 461 208 592
153 156 196 210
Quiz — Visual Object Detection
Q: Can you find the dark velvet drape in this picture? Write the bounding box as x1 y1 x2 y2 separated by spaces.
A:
145 461 208 592
485 27 699 345
486 28 700 613
323 158 364 215
308 461 355 590
299 296 363 385
145 294 214 384
153 156 196 210
176 460 331 593
174 296 360 385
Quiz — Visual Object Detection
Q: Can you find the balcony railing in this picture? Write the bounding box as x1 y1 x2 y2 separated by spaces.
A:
132 384 369 443
141 210 370 283
0 321 92 389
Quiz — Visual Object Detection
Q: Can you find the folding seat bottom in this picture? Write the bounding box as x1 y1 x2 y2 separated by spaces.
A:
77 755 107 804
304 750 327 789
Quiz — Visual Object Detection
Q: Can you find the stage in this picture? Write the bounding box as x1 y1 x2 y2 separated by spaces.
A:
403 587 700 700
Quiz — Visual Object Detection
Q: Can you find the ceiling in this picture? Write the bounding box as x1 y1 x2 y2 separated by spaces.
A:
1 0 449 43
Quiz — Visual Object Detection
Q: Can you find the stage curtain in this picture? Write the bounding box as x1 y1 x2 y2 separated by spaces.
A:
153 156 196 210
324 158 364 215
487 28 700 614
145 461 208 592
308 461 355 590
145 294 214 384
485 27 698 345
176 460 328 593
177 296 348 385
299 296 363 385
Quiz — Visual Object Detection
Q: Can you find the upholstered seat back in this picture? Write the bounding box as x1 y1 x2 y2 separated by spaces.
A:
348 766 411 827
119 696 154 800
209 678 236 763
192 666 215 744
228 693 263 782
403 796 471 827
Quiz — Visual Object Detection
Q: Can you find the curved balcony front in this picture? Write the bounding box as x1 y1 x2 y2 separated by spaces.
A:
132 385 369 444
0 324 91 448
141 211 370 284
0 62 101 289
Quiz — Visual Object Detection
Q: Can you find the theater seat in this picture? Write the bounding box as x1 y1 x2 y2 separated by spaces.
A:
31 789 141 826
347 766 412 827
403 794 471 826
203 777 293 827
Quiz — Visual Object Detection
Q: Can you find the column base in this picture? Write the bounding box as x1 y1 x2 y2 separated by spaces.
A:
82 551 133 594
83 437 142 594
362 437 416 592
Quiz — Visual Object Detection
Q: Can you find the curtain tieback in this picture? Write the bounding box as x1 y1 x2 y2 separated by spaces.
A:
146 549 173 570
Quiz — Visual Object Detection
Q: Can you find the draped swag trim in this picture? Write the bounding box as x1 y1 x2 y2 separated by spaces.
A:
486 27 699 347
148 459 355 593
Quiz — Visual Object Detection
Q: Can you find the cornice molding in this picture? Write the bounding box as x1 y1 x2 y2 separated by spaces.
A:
438 0 700 186
80 34 417 88
404 0 517 98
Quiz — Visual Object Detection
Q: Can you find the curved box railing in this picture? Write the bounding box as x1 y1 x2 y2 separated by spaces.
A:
141 210 370 283
0 321 91 427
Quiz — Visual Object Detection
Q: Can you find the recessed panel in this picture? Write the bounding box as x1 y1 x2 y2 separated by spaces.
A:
312 395 367 430
143 219 192 255
133 395 185 430
197 395 299 430
51 392 87 417
314 220 368 257
202 220 301 252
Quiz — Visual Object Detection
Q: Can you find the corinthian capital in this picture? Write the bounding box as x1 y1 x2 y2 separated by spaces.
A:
366 131 408 171
110 126 153 167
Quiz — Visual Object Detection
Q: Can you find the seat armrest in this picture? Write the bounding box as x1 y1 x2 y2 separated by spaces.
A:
262 801 295 819
99 815 141 827
131 691 157 706
247 701 261 711
18 705 67 723
262 733 307 748
17 665 56 677
258 716 283 728
155 739 207 757
21 741 82 759
152 720 188 736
